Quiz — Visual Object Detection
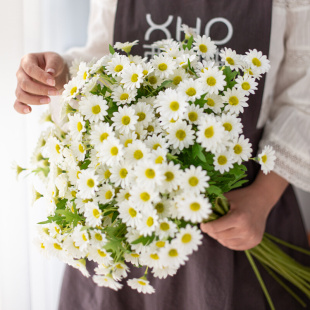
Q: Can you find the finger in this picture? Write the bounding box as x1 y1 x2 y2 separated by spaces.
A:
201 211 237 234
15 87 51 106
44 52 65 77
14 100 32 114
204 227 239 241
21 54 56 86
18 70 60 96
219 238 246 251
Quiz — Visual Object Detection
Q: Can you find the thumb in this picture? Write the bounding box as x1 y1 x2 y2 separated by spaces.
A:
44 52 65 77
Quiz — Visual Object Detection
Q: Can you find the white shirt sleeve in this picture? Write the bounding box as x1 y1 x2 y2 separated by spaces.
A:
62 0 118 66
259 0 310 192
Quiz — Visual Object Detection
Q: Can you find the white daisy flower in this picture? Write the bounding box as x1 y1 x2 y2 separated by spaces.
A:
127 278 155 294
95 184 114 204
258 146 276 174
141 62 154 77
134 123 148 141
93 274 123 291
204 94 224 114
79 94 108 123
118 200 141 228
119 131 138 147
161 240 188 268
63 236 87 259
235 75 258 95
156 219 177 239
90 123 115 151
62 76 83 101
45 240 66 260
89 229 107 248
196 115 225 153
71 141 87 162
154 88 188 121
150 147 168 165
68 113 86 141
231 135 253 164
112 106 138 135
139 250 163 269
177 193 212 223
77 169 99 199
124 252 141 266
133 101 154 127
145 119 162 136
245 49 270 75
183 165 210 194
111 262 129 281
72 225 90 252
219 48 242 71
76 62 91 82
111 85 137 105
213 151 234 174
151 265 178 279
88 247 113 265
178 78 204 102
223 87 249 115
196 59 216 76
45 136 63 164
145 134 169 151
115 187 131 205
167 121 195 150
82 75 100 94
159 161 182 193
169 67 188 88
84 201 102 227
151 54 176 79
199 67 226 95
121 63 144 90
114 40 139 54
146 72 163 88
105 54 130 77
181 24 198 38
220 113 243 139
110 160 133 188
185 104 204 125
98 137 124 166
55 173 68 198
125 140 151 165
176 52 197 69
154 198 171 219
176 225 203 255
134 160 165 190
129 186 159 210
137 209 159 236
67 259 90 278
193 35 217 59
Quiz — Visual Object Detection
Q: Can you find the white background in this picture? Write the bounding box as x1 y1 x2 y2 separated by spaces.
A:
0 1 309 310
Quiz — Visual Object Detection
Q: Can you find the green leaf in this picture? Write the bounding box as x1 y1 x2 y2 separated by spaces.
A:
131 234 155 246
206 185 223 196
80 159 91 170
55 209 84 227
186 35 194 49
56 198 67 210
109 44 115 55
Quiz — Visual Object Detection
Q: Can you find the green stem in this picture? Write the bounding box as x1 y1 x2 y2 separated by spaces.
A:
245 250 275 310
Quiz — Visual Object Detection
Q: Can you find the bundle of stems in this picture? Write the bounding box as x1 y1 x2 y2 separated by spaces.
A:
208 197 310 310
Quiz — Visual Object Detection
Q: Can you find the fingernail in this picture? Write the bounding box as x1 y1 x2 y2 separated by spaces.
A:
47 79 55 86
24 107 31 114
48 90 60 96
46 68 55 75
40 97 51 104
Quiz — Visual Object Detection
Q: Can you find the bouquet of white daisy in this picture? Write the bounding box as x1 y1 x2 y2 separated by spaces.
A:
19 30 310 308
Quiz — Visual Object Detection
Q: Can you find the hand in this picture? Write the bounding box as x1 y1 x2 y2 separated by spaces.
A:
14 52 69 114
201 171 289 251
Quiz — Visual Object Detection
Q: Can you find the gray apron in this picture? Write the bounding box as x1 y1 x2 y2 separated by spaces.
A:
59 1 310 309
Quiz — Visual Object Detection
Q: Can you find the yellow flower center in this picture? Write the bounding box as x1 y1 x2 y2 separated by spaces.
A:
182 233 192 243
262 155 267 163
190 202 201 211
95 233 102 241
156 241 165 248
170 101 179 111
134 150 143 160
218 155 228 165
150 253 159 260
206 98 215 107
87 179 95 188
115 64 123 72
145 168 155 179
226 57 235 65
223 122 232 132
121 116 131 125
53 243 62 250
98 249 106 257
105 190 113 200
143 69 148 76
188 111 198 122
168 249 178 257
188 176 199 187
79 144 84 153
173 76 182 85
77 122 83 132
131 73 139 82
131 253 140 257
82 234 87 241
186 87 196 97
229 96 239 106
234 144 243 155
93 209 100 219
41 243 45 249
120 93 129 101
92 105 101 115
242 82 251 91
155 202 164 213
153 143 161 150
138 281 147 286
147 125 154 132
129 207 137 217
137 112 146 121
199 44 208 53
207 77 216 86
83 71 88 80
160 222 170 231
55 144 61 154
165 171 174 182
104 169 111 179
252 57 261 67
100 132 109 142
110 146 118 156
140 192 150 202
155 156 164 164
119 168 128 178
204 126 214 138
149 76 157 85
70 86 77 96
146 217 154 227
124 192 131 200
176 129 186 141
158 63 168 71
